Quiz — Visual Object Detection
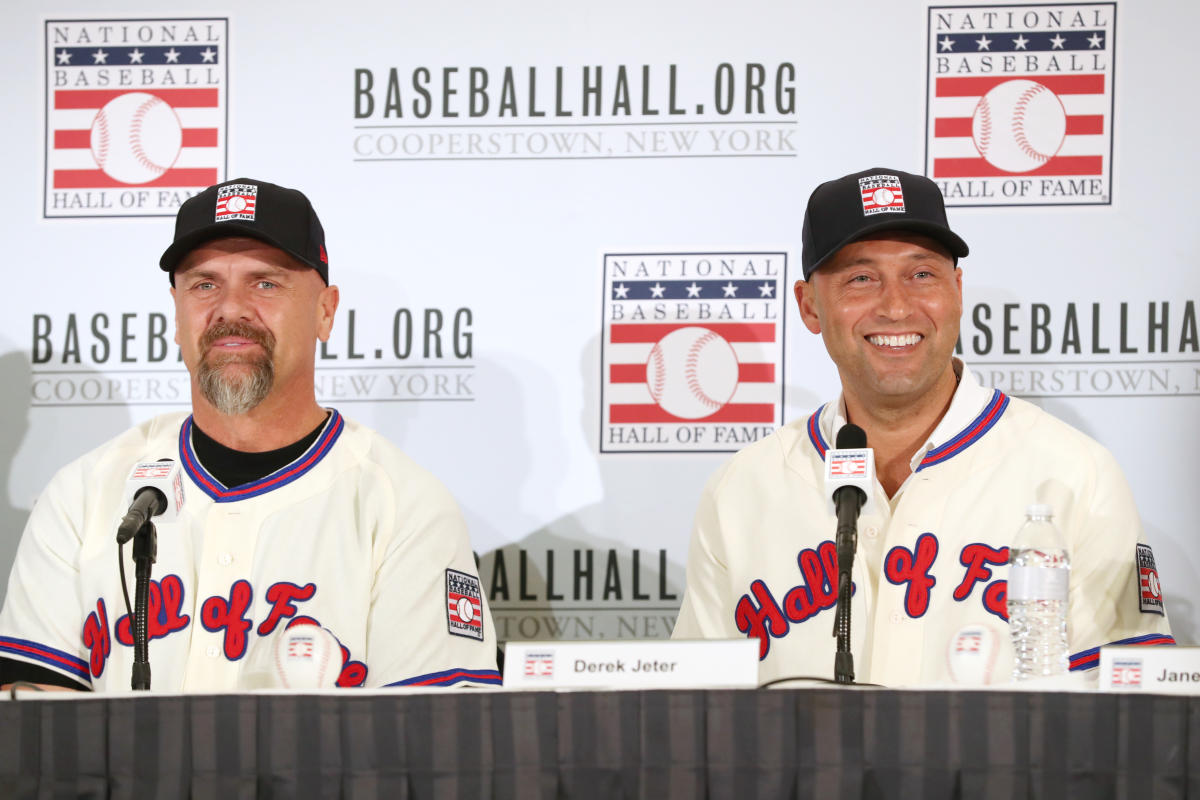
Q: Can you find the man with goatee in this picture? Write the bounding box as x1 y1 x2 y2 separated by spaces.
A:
0 178 499 691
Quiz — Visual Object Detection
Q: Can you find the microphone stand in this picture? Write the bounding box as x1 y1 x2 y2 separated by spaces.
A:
832 486 864 684
130 519 157 691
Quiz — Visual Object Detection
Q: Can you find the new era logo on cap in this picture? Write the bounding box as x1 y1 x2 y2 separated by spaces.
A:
859 174 905 216
215 183 258 222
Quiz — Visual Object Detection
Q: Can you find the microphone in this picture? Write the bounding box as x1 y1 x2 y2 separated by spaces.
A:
116 460 184 544
824 424 875 684
824 424 876 519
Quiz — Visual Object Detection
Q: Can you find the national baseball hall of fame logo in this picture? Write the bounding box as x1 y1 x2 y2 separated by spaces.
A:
925 3 1115 207
44 18 228 218
601 252 786 453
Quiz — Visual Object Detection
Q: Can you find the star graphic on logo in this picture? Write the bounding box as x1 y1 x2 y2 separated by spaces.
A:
722 282 738 298
92 48 108 65
686 282 702 298
55 49 71 65
200 47 217 63
975 35 991 51
1049 34 1066 50
1087 33 1104 49
613 283 629 299
758 282 775 298
650 283 666 298
939 36 955 52
164 47 181 63
1012 35 1029 50
128 48 144 64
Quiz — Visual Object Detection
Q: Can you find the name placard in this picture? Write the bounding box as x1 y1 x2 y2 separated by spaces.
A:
1098 645 1200 694
502 639 759 690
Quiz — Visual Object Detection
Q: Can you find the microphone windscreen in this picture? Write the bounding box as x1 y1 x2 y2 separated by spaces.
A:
122 460 184 524
835 423 867 450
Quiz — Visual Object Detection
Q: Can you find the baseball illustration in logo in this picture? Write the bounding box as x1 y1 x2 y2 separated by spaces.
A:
89 92 183 185
925 3 1115 206
601 252 786 453
971 79 1066 173
446 568 485 641
45 18 228 217
859 174 906 215
645 327 739 419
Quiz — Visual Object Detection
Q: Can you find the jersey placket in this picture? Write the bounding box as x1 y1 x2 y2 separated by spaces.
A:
184 501 261 689
866 472 947 686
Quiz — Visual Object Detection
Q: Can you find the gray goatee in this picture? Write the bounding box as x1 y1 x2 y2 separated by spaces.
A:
196 321 276 415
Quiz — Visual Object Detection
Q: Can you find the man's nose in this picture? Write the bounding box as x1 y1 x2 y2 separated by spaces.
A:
214 283 253 322
875 279 913 320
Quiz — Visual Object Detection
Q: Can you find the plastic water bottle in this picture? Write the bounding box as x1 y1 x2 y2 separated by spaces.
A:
1007 504 1070 680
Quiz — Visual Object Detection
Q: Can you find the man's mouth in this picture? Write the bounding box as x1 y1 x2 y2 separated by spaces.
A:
867 333 923 348
200 322 274 358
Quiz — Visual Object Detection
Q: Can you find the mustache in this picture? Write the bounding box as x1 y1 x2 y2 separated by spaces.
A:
199 320 276 356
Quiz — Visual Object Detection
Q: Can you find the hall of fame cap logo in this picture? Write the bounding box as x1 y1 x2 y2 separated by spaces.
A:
859 174 906 215
215 183 257 221
44 18 228 218
924 3 1115 206
600 252 786 453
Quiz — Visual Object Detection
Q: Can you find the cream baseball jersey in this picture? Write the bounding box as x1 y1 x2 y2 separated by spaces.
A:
673 364 1174 686
0 411 500 691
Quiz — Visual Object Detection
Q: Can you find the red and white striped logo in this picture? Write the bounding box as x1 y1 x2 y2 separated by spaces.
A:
44 18 228 218
924 4 1114 206
858 175 906 215
601 252 786 453
215 184 257 221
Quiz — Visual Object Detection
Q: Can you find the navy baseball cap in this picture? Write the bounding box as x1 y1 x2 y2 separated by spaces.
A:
159 178 329 284
800 167 968 280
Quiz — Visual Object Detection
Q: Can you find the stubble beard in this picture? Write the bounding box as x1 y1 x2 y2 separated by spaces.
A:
196 321 276 415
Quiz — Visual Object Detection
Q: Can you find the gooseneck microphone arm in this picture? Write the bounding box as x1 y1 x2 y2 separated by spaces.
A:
129 520 157 690
832 483 865 683
830 424 869 684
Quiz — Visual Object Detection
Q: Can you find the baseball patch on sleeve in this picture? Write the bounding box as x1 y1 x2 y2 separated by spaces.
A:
446 569 485 641
1136 544 1165 615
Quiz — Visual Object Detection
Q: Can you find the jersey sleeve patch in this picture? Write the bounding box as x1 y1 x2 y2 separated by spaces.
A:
1136 544 1165 615
446 569 485 642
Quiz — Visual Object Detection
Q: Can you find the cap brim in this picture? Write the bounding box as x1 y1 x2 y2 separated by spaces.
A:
806 220 969 278
159 222 322 276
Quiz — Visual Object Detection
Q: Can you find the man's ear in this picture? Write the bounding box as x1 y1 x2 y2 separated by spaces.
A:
794 279 822 334
316 285 340 342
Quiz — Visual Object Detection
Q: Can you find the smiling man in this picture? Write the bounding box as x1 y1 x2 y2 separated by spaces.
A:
672 167 1174 686
0 178 500 691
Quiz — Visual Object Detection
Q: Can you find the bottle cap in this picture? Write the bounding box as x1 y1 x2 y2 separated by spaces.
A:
1025 503 1053 518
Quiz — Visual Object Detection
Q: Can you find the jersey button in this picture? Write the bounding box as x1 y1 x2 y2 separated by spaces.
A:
889 611 904 624
864 526 879 539
218 553 233 566
206 646 220 658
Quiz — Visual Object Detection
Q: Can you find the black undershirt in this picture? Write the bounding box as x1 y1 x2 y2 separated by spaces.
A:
191 413 330 489
0 412 332 690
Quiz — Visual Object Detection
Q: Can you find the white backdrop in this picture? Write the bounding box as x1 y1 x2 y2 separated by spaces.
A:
2 0 1197 648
